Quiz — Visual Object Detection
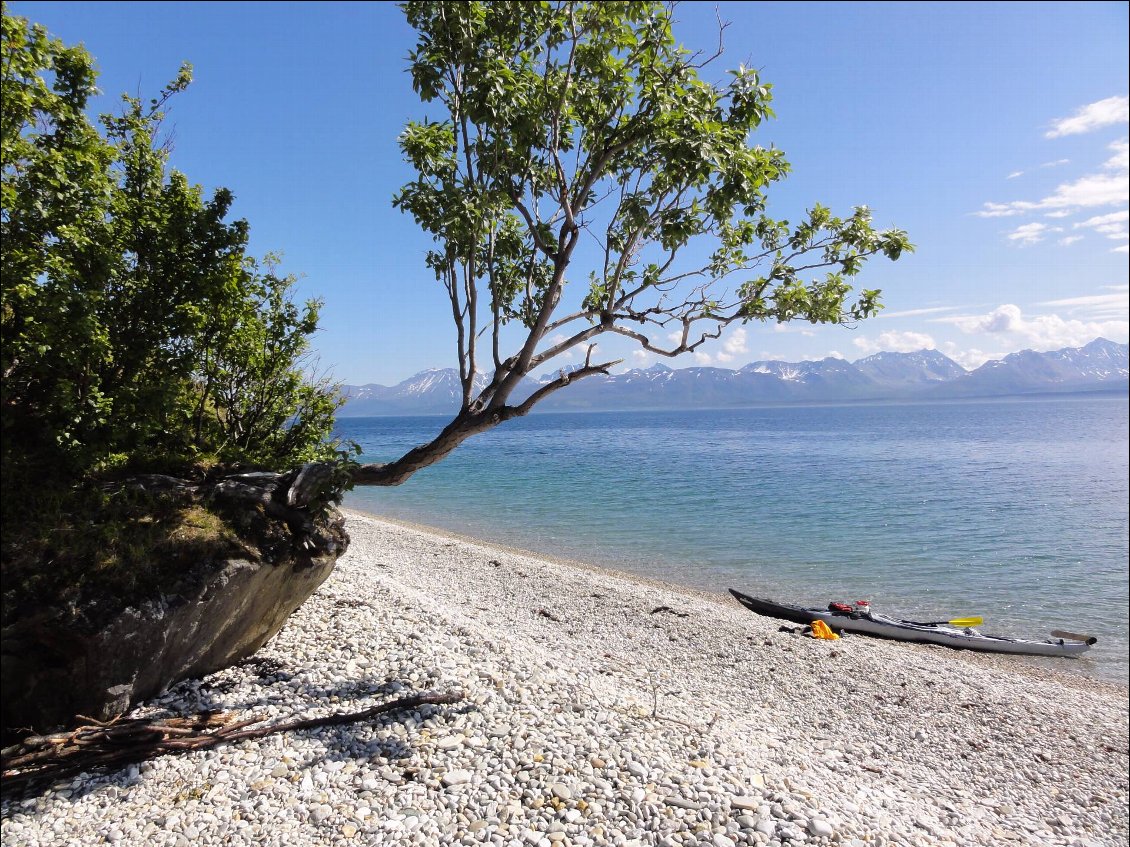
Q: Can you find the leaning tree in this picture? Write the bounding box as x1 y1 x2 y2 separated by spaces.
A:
356 1 912 485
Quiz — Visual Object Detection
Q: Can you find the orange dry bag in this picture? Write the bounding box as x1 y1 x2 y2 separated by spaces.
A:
810 620 840 640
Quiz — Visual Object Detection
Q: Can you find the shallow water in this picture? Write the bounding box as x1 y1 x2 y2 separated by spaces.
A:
339 395 1129 683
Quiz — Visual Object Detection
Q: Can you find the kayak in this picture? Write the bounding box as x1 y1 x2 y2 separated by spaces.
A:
728 589 1097 658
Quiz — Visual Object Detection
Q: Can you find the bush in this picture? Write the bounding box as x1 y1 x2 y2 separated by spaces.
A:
1 9 350 484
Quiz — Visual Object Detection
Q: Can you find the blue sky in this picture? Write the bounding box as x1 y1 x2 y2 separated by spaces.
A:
11 1 1128 384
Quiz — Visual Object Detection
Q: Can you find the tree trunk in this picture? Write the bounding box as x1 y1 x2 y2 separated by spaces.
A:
350 407 511 486
349 361 616 487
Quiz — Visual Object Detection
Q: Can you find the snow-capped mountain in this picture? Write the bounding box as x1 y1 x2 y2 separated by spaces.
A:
341 369 493 416
338 339 1127 416
1045 337 1129 380
854 349 967 388
934 338 1129 398
742 357 877 396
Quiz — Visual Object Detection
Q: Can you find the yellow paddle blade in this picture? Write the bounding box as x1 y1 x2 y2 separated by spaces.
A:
948 616 983 627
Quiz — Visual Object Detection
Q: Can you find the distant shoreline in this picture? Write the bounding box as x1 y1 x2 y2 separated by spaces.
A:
337 385 1129 418
338 338 1128 416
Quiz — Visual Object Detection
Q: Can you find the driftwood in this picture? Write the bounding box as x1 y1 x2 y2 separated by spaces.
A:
1 689 464 790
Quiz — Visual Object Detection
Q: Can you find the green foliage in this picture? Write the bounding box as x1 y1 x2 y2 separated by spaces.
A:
393 1 913 413
196 255 346 468
1 9 349 483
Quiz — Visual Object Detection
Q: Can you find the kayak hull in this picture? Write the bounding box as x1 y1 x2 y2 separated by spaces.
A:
728 589 1095 658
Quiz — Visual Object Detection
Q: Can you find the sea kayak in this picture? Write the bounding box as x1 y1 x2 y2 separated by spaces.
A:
728 589 1096 658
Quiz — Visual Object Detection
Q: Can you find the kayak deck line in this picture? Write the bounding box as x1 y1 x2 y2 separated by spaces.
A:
728 589 1097 658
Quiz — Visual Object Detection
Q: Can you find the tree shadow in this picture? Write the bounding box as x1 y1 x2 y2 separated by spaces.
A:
1 663 474 806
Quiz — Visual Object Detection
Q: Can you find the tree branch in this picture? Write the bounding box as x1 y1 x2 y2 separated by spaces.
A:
510 355 620 416
1 691 464 790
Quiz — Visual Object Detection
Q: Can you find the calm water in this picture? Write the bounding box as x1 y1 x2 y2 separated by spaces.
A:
338 396 1129 683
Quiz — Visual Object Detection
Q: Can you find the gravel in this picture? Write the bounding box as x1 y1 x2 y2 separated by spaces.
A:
3 509 1127 847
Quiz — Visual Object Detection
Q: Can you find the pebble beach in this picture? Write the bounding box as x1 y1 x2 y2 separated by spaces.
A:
3 509 1127 847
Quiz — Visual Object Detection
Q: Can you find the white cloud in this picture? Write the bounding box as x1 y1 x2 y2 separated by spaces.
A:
1048 171 1128 208
1074 209 1129 242
878 306 962 319
1038 290 1130 320
977 173 1127 217
852 330 937 355
715 327 749 363
1114 244 1129 253
631 349 651 362
1058 235 1084 246
1007 170 1024 179
1103 137 1128 170
977 139 1130 219
1006 222 1062 245
827 350 845 360
1040 159 1071 168
976 204 1026 219
1074 210 1129 228
938 303 1128 350
671 326 752 365
1040 292 1125 307
939 342 995 370
1045 96 1130 138
1045 210 1073 218
949 305 1025 334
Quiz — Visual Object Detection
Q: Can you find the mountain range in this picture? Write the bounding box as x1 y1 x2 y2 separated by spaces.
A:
338 338 1128 416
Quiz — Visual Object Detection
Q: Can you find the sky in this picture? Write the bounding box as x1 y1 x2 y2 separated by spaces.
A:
10 1 1129 385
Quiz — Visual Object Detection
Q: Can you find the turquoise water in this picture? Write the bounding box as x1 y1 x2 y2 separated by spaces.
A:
338 396 1129 683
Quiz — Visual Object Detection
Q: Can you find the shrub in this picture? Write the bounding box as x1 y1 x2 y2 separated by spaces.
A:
1 9 350 485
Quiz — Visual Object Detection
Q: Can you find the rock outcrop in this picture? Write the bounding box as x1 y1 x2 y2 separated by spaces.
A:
1 465 349 739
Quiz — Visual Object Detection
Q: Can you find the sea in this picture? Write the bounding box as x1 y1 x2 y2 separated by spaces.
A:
337 394 1130 684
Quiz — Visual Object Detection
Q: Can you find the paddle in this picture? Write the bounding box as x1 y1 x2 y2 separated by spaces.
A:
946 616 983 627
913 615 983 627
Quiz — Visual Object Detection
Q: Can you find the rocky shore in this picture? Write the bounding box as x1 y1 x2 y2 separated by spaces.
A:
3 511 1127 847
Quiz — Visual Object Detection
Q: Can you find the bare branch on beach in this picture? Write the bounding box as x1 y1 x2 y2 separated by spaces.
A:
1 690 464 791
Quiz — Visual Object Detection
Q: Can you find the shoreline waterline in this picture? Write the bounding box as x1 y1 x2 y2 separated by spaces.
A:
340 507 735 605
342 506 1127 692
339 398 1130 686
